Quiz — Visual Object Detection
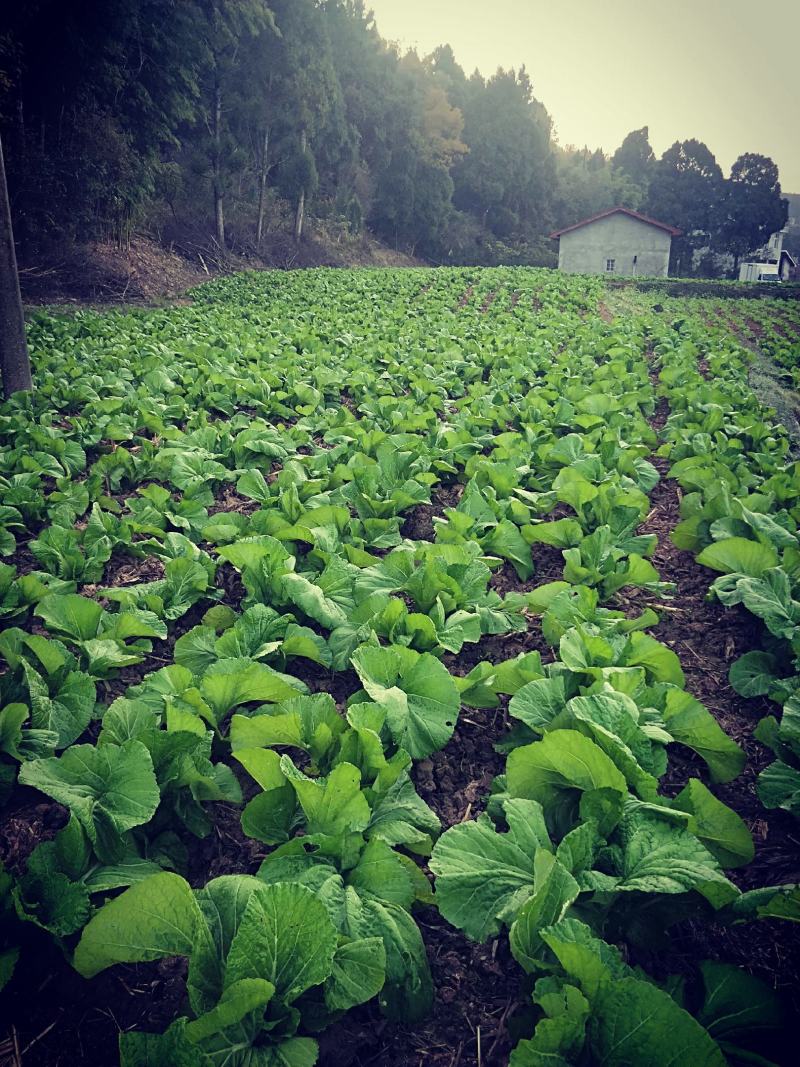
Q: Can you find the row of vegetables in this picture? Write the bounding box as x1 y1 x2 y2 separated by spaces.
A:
0 267 798 1065
707 294 800 387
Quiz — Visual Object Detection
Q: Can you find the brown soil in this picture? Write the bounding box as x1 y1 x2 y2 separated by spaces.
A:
598 300 614 323
20 231 421 307
457 286 474 310
19 236 211 305
400 485 464 542
318 912 520 1067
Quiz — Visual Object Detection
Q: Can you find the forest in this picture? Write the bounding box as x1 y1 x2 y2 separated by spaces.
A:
0 0 790 272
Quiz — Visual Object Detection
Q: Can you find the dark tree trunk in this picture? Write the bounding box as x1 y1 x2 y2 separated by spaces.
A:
256 125 270 248
0 134 32 396
294 127 307 243
14 96 28 262
212 78 225 249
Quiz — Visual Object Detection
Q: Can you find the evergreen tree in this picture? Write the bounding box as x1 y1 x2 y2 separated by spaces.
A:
611 127 655 191
647 139 724 274
715 153 788 271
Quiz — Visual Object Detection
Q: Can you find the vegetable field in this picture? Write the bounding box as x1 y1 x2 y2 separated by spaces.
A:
1 267 799 1066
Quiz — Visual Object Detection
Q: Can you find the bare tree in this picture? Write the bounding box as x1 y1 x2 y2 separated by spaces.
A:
0 132 32 396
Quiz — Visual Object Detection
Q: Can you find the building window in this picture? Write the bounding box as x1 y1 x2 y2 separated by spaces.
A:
605 258 615 272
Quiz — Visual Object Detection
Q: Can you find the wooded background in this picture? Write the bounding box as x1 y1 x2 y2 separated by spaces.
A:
0 0 789 273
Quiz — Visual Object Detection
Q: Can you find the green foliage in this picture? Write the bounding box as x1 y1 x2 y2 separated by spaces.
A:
1 268 798 1064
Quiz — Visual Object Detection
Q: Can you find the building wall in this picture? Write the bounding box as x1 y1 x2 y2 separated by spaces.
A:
557 213 672 276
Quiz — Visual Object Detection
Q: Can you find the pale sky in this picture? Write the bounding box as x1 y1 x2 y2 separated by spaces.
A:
366 0 800 192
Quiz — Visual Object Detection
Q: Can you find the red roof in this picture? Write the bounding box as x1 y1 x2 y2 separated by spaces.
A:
550 207 682 239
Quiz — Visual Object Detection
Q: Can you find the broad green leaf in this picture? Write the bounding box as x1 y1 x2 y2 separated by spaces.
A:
319 936 385 1017
201 659 303 725
183 977 275 1044
281 758 371 838
429 798 551 941
35 593 103 641
21 660 95 749
74 872 203 977
662 689 745 784
697 538 778 578
18 740 160 862
506 730 627 835
672 780 754 868
696 960 783 1042
509 852 580 973
540 918 632 1000
508 678 567 734
615 805 736 900
589 977 727 1066
728 650 782 698
347 837 415 909
351 644 459 759
224 882 338 1003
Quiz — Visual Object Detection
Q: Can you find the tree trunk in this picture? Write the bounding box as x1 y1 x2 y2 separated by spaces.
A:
256 125 270 248
14 97 28 262
294 128 307 243
0 133 32 396
212 77 225 249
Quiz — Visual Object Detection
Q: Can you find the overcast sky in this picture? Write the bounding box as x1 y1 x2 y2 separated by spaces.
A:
366 0 800 192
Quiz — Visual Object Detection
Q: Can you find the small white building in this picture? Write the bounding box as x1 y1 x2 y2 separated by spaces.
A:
550 207 681 277
738 229 796 282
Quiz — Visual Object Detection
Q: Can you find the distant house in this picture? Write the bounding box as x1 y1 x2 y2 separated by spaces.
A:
550 207 681 277
738 229 796 282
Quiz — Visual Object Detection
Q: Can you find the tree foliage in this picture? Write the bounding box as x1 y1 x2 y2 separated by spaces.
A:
0 1 790 272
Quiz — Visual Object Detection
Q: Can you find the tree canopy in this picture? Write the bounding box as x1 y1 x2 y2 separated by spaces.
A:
0 0 789 272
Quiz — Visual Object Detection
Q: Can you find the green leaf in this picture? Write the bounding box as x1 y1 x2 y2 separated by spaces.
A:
540 918 632 1000
507 730 627 836
728 651 781 698
696 960 783 1042
429 798 551 941
757 759 800 814
241 782 297 845
21 660 95 749
615 805 736 900
281 558 353 630
672 780 754 868
347 837 415 909
482 520 534 580
231 693 344 763
281 758 371 838
324 937 387 1013
183 977 275 1044
19 740 160 863
35 593 103 641
697 538 778 578
662 689 745 784
174 626 219 676
201 659 303 725
731 569 800 639
366 770 440 849
224 882 338 1003
74 872 203 978
509 852 581 973
508 678 567 734
351 896 432 1022
623 632 685 686
351 644 460 759
589 977 727 1066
